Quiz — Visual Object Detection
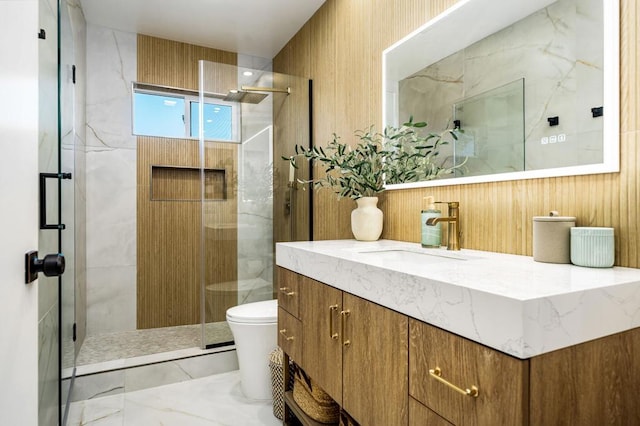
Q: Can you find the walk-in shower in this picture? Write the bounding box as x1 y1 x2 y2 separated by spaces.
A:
61 55 310 411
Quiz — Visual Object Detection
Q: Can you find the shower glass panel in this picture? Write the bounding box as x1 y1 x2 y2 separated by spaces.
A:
198 60 310 348
451 79 525 177
59 0 78 420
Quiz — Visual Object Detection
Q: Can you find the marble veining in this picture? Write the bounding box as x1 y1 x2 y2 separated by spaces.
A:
276 239 640 358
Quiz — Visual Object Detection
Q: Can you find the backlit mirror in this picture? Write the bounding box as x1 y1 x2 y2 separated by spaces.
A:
383 0 619 188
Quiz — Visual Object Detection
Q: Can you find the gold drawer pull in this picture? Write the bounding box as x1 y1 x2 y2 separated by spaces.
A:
279 287 295 296
429 367 479 398
279 329 294 341
340 310 351 347
329 304 339 339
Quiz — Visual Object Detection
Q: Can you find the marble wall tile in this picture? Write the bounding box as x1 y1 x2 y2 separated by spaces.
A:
122 350 241 393
84 24 137 336
87 265 136 335
86 24 136 150
38 303 59 426
72 350 238 401
124 362 192 393
173 349 239 379
86 147 136 268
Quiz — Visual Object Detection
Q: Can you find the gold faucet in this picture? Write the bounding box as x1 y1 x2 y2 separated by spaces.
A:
425 202 460 250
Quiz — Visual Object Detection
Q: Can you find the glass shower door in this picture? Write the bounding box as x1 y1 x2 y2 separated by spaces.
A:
198 60 310 348
59 0 77 421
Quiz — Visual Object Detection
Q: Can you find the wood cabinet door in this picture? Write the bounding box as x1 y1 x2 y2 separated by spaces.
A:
530 328 640 426
277 267 300 318
342 293 409 426
301 277 344 405
410 320 529 426
278 307 303 363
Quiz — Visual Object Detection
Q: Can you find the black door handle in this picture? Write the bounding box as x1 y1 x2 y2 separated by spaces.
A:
25 250 65 284
39 172 72 230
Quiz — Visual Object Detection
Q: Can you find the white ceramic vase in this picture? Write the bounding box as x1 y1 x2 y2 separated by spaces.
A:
351 197 383 241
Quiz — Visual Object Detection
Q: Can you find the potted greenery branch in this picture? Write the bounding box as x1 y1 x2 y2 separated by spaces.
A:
286 117 459 241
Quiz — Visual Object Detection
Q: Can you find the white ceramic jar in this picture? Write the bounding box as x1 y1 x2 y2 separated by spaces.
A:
570 227 615 267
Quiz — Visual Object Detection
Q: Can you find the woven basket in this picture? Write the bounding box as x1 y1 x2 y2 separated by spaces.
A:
269 348 289 420
292 367 340 424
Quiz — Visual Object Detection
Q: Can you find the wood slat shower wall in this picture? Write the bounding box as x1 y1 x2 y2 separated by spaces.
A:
274 0 640 268
137 36 239 328
273 35 312 247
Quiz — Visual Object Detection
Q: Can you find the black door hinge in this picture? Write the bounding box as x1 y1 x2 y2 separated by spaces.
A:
72 65 76 84
38 29 46 40
72 323 77 342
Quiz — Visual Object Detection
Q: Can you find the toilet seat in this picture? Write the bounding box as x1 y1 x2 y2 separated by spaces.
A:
226 299 277 324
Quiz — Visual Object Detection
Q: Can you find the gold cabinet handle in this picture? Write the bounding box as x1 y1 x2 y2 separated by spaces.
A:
329 304 339 339
279 287 295 297
429 367 479 398
340 310 351 347
279 329 294 341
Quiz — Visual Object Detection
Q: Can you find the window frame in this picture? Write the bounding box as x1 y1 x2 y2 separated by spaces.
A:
131 82 241 143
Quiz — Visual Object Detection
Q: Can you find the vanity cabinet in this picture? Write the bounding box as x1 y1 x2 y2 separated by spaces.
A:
279 267 409 426
278 266 640 426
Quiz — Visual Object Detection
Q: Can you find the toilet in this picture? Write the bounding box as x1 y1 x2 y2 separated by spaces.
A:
226 299 278 400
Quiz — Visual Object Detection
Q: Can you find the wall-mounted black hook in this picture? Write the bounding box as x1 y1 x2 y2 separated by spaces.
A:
547 116 559 126
453 119 461 130
591 106 603 118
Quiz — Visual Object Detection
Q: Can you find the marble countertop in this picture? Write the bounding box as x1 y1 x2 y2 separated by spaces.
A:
275 239 640 359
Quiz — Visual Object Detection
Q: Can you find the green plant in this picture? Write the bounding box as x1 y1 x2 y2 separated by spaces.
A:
285 118 460 200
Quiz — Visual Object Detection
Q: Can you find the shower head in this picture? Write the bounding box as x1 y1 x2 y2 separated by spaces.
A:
223 90 268 104
222 86 290 104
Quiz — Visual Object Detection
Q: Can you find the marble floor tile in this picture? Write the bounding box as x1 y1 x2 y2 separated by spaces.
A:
67 370 281 426
67 393 125 425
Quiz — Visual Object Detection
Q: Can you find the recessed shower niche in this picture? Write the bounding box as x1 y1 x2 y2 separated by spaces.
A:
150 165 227 201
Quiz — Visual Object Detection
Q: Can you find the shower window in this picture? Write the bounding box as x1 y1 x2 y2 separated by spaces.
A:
133 92 186 138
189 101 235 141
132 83 240 142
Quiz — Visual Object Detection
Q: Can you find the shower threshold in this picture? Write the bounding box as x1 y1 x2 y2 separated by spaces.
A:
70 321 233 377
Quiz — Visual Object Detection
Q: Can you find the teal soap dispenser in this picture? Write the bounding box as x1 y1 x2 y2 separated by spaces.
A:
421 196 441 248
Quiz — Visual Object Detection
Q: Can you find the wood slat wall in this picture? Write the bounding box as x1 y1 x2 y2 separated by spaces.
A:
137 36 239 328
137 35 236 90
271 50 313 291
274 0 640 268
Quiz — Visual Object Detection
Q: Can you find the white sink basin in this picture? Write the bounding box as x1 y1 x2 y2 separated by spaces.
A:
357 249 472 263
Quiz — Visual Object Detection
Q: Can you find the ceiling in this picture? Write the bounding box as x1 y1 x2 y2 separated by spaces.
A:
78 0 326 59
